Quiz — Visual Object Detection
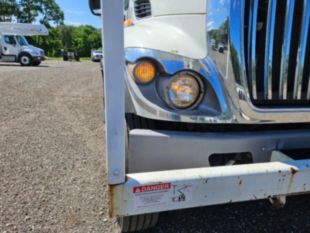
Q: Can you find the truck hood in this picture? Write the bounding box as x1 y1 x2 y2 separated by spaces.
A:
150 0 207 16
21 45 44 55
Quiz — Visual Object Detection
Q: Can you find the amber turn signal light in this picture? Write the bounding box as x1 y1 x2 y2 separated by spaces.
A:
133 61 156 84
124 19 134 27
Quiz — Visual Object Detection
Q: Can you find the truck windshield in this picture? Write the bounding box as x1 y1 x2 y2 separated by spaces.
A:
16 36 29 46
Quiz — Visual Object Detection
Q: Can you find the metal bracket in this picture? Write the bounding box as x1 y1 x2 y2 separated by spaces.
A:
101 0 126 185
269 195 287 208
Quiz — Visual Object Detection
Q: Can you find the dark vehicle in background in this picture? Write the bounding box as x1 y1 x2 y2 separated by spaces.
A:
62 48 80 62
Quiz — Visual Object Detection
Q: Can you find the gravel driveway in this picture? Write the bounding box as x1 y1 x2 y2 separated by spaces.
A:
0 61 309 233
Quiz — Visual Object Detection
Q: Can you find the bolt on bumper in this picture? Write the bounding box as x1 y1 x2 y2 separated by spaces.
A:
109 151 310 217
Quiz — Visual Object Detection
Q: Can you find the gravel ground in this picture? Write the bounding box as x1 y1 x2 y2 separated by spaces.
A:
0 61 309 233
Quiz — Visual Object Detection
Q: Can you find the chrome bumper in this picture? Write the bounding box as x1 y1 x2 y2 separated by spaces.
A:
128 129 310 173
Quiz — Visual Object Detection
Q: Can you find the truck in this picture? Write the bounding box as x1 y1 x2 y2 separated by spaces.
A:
89 0 310 232
91 49 103 62
0 23 48 66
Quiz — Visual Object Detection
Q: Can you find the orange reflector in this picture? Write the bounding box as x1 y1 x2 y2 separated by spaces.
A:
124 19 134 27
134 61 156 84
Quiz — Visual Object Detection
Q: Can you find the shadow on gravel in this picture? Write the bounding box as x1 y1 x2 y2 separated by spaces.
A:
144 195 310 233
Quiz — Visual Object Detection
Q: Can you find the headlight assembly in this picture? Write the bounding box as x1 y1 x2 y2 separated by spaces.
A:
167 72 203 109
31 51 40 56
126 58 205 110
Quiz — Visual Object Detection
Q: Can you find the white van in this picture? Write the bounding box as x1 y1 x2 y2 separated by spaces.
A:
0 23 48 66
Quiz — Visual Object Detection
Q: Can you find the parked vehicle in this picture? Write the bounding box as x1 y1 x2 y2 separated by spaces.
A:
0 23 48 66
91 49 103 62
62 48 80 62
90 0 310 232
218 43 225 53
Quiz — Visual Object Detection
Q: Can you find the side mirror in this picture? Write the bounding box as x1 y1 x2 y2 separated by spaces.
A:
89 0 101 16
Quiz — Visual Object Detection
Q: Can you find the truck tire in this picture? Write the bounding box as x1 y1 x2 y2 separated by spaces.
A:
117 120 159 232
118 213 159 232
19 54 32 66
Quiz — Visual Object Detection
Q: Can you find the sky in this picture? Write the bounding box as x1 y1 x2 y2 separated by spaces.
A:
55 0 101 28
207 0 229 30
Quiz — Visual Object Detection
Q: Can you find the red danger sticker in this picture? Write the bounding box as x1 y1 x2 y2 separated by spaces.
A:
133 183 171 193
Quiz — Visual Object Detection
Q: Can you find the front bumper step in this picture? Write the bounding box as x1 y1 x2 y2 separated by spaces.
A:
110 151 310 217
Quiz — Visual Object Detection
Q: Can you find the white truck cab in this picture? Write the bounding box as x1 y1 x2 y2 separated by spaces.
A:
90 0 310 232
0 23 48 66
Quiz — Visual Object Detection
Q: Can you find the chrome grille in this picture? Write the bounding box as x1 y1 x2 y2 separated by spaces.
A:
134 0 151 19
245 0 310 105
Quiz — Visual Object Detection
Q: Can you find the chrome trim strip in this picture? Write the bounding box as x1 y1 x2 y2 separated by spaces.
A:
294 0 310 99
249 0 258 100
279 0 295 100
264 0 277 100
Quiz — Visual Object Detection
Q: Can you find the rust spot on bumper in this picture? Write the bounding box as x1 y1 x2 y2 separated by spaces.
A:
288 167 298 193
109 185 118 218
290 167 298 175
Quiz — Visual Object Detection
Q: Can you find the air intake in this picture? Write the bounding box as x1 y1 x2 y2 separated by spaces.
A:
244 0 310 106
135 0 152 19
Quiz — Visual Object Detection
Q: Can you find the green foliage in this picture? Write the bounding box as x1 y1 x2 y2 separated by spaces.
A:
209 19 228 44
0 0 64 26
29 27 62 57
72 25 102 57
30 25 102 57
0 0 19 21
38 0 64 27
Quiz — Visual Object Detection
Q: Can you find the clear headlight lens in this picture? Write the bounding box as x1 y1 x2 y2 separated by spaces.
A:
168 73 201 109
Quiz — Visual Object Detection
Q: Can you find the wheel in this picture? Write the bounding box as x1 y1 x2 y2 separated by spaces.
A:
20 54 32 66
117 118 159 232
32 61 41 66
117 213 159 232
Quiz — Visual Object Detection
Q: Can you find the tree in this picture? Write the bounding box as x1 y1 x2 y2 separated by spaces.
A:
29 25 102 57
59 25 74 49
17 0 41 23
72 25 102 57
30 27 62 57
17 0 64 27
0 0 19 22
39 0 64 27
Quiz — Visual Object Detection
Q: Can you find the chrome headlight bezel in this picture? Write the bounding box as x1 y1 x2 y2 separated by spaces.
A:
124 48 225 123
